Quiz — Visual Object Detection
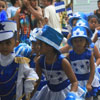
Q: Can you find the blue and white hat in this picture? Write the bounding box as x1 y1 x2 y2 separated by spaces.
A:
0 20 17 41
69 12 88 27
36 25 63 53
76 19 93 38
29 28 42 42
67 26 92 46
14 43 32 57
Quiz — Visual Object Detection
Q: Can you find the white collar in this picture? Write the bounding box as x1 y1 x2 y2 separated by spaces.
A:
0 52 16 67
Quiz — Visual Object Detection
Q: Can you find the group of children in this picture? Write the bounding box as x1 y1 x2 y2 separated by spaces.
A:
1 1 100 100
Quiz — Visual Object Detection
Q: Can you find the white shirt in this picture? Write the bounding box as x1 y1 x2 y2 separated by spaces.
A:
44 5 61 31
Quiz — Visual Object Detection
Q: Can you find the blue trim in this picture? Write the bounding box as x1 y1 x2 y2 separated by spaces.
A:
75 73 90 81
0 20 16 23
47 79 70 92
0 31 13 33
55 1 65 6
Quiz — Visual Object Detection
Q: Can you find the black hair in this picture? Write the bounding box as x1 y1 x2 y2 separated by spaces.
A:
88 15 99 22
47 0 53 4
10 0 16 6
98 0 100 3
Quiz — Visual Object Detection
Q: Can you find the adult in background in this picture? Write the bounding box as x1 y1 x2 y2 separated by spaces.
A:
94 0 100 24
42 0 61 31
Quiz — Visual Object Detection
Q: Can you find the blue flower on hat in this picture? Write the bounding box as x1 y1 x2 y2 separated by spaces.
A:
73 28 84 36
74 12 81 17
76 20 85 26
0 23 5 31
67 26 92 46
76 19 93 38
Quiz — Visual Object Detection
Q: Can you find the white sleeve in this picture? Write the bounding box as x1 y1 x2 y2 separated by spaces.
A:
44 7 50 19
16 63 39 99
7 7 11 18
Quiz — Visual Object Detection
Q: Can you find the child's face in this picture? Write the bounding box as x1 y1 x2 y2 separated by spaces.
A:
88 18 98 30
0 1 6 12
31 42 37 54
36 40 53 55
0 38 15 56
72 37 87 50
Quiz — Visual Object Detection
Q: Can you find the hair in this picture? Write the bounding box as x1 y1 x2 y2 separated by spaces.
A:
10 0 17 6
47 0 53 4
88 15 99 22
98 0 100 3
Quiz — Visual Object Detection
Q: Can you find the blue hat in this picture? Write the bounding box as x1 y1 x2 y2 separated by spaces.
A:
67 26 92 46
0 20 17 41
0 10 8 21
29 28 42 42
69 12 88 27
14 43 32 57
76 19 93 38
36 25 63 53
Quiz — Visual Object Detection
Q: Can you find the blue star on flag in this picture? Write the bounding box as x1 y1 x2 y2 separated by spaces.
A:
0 23 5 31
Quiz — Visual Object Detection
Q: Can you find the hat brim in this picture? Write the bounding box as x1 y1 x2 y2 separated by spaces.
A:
67 36 92 46
0 31 14 41
36 35 61 54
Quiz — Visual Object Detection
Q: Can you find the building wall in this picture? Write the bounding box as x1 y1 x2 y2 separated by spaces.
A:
73 0 98 14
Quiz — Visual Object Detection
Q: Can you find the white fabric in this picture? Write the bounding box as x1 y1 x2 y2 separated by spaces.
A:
0 21 17 32
0 31 14 41
0 52 39 100
7 6 19 18
31 85 70 100
44 5 61 31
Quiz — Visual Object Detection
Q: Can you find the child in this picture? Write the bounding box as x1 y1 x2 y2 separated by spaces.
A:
88 15 100 100
67 26 95 100
94 0 100 24
0 0 7 12
0 20 39 100
31 25 79 100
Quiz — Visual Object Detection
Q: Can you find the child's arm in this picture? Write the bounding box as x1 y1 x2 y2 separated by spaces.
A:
31 57 42 97
92 33 98 43
60 43 71 54
62 58 78 92
87 53 95 91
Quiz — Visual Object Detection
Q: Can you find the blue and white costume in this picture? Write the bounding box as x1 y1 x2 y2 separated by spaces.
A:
33 54 71 100
69 49 100 97
0 52 39 100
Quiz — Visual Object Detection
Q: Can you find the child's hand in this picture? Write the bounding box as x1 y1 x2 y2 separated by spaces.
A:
86 83 92 91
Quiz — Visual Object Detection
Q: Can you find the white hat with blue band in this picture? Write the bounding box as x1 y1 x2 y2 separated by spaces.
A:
0 20 17 41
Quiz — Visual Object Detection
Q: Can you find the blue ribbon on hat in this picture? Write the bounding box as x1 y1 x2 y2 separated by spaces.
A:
0 10 8 21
